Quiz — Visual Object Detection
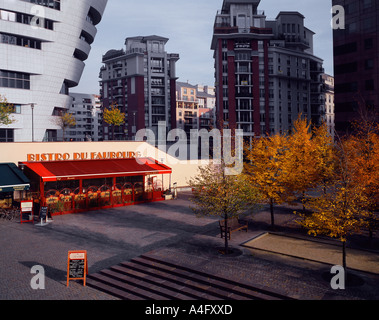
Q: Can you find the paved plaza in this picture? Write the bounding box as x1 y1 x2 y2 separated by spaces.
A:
0 192 378 300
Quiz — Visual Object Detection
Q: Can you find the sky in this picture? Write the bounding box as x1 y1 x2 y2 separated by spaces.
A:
74 0 334 94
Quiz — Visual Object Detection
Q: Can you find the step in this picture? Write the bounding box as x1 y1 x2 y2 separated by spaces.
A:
115 262 234 300
139 254 292 300
125 258 235 299
88 272 169 300
110 264 210 300
87 275 147 300
100 268 194 300
131 256 268 300
88 254 294 301
129 257 260 300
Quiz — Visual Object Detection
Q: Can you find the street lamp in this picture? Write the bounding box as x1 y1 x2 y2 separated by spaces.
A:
30 103 35 142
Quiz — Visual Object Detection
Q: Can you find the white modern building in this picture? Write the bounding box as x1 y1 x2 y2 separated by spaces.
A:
66 92 102 142
0 0 108 142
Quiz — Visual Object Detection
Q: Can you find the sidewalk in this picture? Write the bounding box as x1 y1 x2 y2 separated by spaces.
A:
242 232 379 274
0 192 378 300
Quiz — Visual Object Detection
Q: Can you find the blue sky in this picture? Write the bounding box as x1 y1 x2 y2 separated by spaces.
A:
74 0 334 94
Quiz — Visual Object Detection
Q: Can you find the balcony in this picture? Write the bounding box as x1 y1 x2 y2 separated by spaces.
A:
214 25 239 34
250 27 273 35
279 34 310 49
113 63 123 70
236 80 252 87
184 112 197 118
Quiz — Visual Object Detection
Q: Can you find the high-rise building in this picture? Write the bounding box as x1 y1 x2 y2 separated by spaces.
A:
176 82 216 133
99 36 179 141
0 0 108 142
322 74 335 138
66 93 102 142
197 85 216 131
332 0 379 133
176 82 199 133
211 0 325 140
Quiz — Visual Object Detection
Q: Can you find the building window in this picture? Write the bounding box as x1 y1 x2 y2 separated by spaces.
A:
12 104 22 114
0 9 16 21
22 0 61 11
0 9 54 30
363 0 373 9
0 129 14 142
0 33 42 49
365 79 374 91
334 42 357 56
365 59 374 70
364 38 373 50
0 70 30 89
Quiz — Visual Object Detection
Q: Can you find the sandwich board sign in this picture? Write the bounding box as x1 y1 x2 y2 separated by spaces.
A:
36 206 49 227
66 250 88 287
20 200 34 224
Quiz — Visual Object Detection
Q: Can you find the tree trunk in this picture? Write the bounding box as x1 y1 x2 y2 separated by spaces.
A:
270 198 275 229
224 213 229 254
302 190 306 213
342 241 347 283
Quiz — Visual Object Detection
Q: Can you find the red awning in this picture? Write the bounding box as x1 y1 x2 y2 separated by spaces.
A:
22 158 172 182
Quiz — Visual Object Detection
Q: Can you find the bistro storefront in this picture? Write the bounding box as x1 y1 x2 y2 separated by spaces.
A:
19 157 172 216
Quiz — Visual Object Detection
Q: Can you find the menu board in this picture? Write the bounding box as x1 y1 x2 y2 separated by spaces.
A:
20 200 34 224
39 206 48 220
66 251 88 287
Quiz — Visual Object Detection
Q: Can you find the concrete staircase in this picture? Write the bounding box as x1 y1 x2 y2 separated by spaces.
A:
87 254 293 300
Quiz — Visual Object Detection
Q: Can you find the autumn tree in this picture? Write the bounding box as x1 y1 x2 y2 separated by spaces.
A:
341 121 379 246
54 112 76 141
286 118 336 204
0 95 15 126
103 103 125 140
297 136 372 273
297 184 369 273
311 122 337 193
189 161 261 254
244 133 291 229
285 117 317 205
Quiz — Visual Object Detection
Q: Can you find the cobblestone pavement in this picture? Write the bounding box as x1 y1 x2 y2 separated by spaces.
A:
0 192 378 300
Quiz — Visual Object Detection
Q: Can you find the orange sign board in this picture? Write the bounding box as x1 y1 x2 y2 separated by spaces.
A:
27 151 142 162
67 250 88 287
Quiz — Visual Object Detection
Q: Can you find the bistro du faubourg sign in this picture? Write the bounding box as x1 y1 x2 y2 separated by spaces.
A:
27 151 142 162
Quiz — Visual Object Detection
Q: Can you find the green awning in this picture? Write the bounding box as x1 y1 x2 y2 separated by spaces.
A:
0 163 30 193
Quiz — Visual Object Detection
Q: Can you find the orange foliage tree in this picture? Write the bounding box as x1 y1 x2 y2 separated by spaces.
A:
297 136 372 272
340 121 379 245
297 118 379 269
244 133 291 229
286 118 336 205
